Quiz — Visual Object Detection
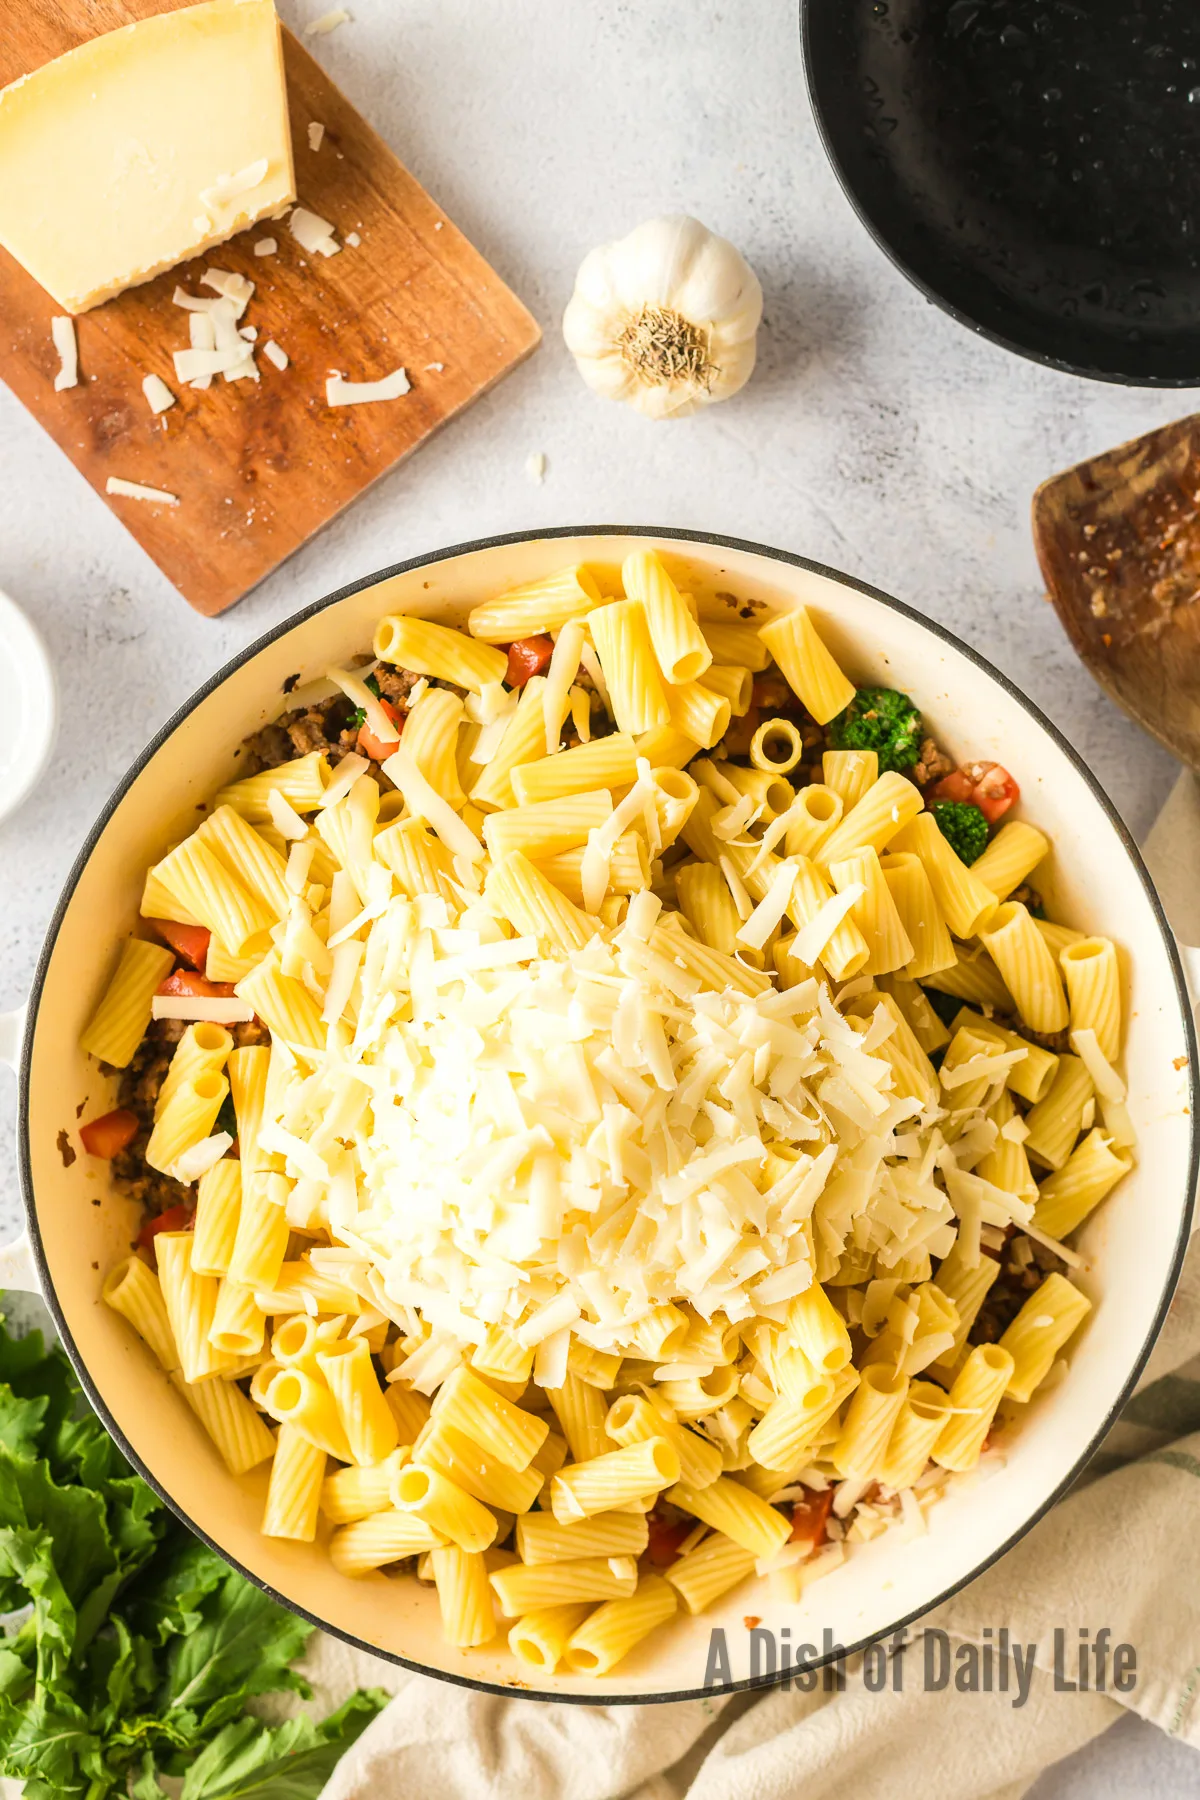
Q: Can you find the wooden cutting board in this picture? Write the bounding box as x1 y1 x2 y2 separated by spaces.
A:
0 1 541 615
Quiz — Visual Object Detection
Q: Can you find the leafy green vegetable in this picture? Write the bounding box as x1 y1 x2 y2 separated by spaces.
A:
179 1692 387 1799
827 686 923 773
0 1310 385 1800
347 672 382 732
931 799 989 865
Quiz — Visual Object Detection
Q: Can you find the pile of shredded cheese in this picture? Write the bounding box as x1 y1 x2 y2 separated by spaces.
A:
261 869 1039 1391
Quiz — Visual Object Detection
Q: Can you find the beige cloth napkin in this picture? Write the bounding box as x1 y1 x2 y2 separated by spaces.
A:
302 773 1200 1800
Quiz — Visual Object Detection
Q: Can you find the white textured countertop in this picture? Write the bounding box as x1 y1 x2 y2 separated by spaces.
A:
0 0 1195 1789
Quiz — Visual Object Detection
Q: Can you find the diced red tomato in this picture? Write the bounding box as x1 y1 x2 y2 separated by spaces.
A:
720 705 760 759
931 761 1020 824
146 919 211 970
967 762 1020 823
645 1509 694 1568
155 970 235 999
357 696 404 764
136 1203 195 1252
929 769 975 805
79 1108 140 1159
789 1487 834 1549
504 635 555 688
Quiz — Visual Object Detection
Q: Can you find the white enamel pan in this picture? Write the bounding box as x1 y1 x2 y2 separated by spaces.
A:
1 529 1195 1700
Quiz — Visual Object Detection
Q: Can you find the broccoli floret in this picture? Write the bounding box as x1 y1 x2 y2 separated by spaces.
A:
932 800 989 865
828 686 923 772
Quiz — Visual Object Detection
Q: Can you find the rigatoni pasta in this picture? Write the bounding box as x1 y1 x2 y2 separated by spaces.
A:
83 563 1135 1678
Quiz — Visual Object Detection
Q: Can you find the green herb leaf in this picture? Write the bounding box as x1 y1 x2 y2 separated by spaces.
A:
161 1563 314 1723
0 1307 379 1800
179 1691 387 1799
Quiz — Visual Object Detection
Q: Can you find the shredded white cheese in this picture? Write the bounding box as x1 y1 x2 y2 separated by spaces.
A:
150 996 252 1022
290 206 341 257
346 231 362 247
380 746 483 861
51 316 78 391
186 312 217 390
326 369 410 406
106 477 179 507
254 238 278 257
304 6 350 35
199 269 255 317
263 339 289 371
245 886 965 1351
141 374 175 415
308 122 326 152
526 452 547 485
172 1131 235 1183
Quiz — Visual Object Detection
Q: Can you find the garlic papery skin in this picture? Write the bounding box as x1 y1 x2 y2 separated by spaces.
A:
562 214 763 420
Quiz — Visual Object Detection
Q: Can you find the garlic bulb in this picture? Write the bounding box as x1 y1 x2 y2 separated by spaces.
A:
562 214 763 420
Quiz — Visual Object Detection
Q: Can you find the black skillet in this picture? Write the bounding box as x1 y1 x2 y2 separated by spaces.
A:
802 0 1200 384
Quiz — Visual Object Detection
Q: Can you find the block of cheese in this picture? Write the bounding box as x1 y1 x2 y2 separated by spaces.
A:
0 0 296 314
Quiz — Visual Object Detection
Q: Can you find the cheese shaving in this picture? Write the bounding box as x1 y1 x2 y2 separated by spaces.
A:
308 122 326 152
381 746 483 861
150 996 253 1023
187 312 216 389
542 620 586 755
326 369 410 406
172 1132 234 1184
254 238 278 257
304 7 350 35
51 317 78 391
106 477 178 507
319 753 370 810
233 861 950 1351
737 859 797 952
1069 1028 1137 1149
578 641 613 719
290 206 341 256
329 667 401 751
792 884 865 966
141 374 176 415
200 269 255 316
263 339 289 371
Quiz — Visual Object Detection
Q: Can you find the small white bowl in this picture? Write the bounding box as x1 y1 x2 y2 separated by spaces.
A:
0 590 56 825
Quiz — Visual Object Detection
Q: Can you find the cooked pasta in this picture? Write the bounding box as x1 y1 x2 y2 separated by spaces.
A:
979 901 1069 1034
173 1367 276 1475
623 550 711 684
932 1344 1014 1471
102 1256 179 1372
750 718 805 774
466 566 602 642
1060 937 1121 1063
880 852 956 980
509 1602 594 1673
85 568 1136 1679
822 749 878 812
588 599 670 735
80 938 175 1067
564 1574 677 1674
783 783 843 858
155 1232 233 1384
1032 1129 1132 1240
758 606 855 724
